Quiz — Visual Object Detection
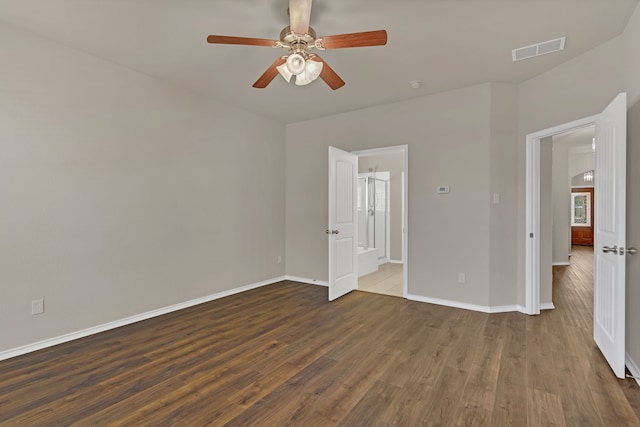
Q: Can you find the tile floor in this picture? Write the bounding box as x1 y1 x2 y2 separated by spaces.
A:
358 262 403 297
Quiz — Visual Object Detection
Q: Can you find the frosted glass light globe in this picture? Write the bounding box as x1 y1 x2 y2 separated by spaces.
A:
286 53 306 76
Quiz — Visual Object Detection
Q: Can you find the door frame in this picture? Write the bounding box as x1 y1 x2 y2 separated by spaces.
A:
525 115 598 314
352 145 409 298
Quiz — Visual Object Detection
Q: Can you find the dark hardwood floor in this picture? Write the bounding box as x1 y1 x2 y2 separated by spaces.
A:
1 245 639 425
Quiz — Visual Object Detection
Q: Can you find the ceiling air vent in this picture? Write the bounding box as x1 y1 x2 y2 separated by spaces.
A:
512 37 566 62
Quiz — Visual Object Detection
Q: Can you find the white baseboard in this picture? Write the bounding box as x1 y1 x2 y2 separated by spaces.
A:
0 275 288 362
389 259 403 264
515 303 554 314
284 275 329 287
406 294 519 314
552 261 570 266
541 302 555 310
626 353 640 386
0 276 562 362
488 305 521 313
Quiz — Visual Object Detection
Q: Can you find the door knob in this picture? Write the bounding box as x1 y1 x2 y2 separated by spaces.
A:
602 245 618 254
325 229 339 235
625 247 637 255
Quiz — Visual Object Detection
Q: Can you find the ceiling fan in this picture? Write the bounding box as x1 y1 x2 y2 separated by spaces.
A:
206 0 387 90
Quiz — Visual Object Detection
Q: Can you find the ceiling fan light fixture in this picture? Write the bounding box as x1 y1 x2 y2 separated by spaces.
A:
207 1 387 90
276 62 293 82
295 60 323 86
286 52 306 75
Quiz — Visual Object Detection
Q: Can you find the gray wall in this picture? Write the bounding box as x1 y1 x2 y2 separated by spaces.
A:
516 33 627 307
571 172 595 188
2 0 640 370
286 83 518 308
489 83 519 307
359 152 404 262
626 100 640 375
552 143 570 265
516 3 640 368
627 3 640 106
0 24 286 352
540 137 554 304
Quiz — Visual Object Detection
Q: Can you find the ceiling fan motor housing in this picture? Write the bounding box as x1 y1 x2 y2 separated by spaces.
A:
280 26 317 56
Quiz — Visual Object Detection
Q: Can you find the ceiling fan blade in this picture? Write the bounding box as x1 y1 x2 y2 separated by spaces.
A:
207 35 278 47
318 30 387 49
289 0 312 35
310 56 345 90
253 57 287 88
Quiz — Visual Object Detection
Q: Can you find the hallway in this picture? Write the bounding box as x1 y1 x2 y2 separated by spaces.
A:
552 245 594 330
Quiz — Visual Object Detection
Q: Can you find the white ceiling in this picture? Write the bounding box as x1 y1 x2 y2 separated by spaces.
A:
554 125 595 154
0 0 637 124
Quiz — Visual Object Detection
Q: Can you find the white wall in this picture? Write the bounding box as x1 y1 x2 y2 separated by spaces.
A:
571 173 594 188
552 143 570 265
569 151 595 180
0 24 286 352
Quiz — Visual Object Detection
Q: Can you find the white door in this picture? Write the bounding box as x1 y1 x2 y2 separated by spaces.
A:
328 146 358 301
594 92 627 379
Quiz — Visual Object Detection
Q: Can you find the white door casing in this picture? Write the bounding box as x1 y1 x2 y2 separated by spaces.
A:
352 145 409 299
593 92 627 379
525 115 598 315
328 146 358 301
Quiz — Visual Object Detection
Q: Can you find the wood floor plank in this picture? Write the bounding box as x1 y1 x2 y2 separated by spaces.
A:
527 387 567 427
552 352 604 426
379 324 448 388
302 348 402 424
491 313 528 425
1 249 639 425
337 379 403 426
591 373 640 426
453 335 504 426
491 378 528 426
526 328 560 395
622 377 640 421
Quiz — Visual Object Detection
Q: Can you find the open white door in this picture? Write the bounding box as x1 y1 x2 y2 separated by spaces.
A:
328 146 358 301
594 92 627 379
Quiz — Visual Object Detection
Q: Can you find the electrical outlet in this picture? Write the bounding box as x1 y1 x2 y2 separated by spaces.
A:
457 273 466 284
31 299 44 315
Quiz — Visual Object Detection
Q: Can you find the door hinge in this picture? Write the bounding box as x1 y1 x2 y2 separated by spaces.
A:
530 233 534 238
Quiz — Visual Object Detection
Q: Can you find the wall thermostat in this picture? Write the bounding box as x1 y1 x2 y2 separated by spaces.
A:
437 186 450 194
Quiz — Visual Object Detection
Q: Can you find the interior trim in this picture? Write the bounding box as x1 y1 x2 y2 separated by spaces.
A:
0 276 287 362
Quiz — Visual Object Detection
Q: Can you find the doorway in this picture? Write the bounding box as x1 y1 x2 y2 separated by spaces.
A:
525 93 628 378
547 126 596 315
352 145 408 298
525 115 598 314
533 126 597 314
